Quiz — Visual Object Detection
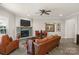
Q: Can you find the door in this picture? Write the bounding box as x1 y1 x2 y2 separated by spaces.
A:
65 19 76 38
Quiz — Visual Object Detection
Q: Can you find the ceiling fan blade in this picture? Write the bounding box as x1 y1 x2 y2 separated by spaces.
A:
40 9 44 12
39 9 51 15
40 13 43 15
46 10 51 12
45 12 50 15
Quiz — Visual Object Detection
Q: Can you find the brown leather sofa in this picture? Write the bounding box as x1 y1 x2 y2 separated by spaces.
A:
0 35 19 55
27 35 61 55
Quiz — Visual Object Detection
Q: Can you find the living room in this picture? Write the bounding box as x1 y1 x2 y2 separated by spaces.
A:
0 3 79 55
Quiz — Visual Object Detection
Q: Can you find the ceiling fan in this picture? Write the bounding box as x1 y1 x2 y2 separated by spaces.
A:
39 9 51 15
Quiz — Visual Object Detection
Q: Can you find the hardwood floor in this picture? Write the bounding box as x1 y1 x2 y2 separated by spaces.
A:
49 38 79 55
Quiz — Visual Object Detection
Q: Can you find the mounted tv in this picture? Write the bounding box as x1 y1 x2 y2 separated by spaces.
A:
20 19 30 26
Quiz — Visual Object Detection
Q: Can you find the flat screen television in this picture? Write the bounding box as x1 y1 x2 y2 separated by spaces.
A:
20 19 30 26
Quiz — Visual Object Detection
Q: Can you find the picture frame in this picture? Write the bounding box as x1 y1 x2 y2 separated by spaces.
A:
57 23 61 32
45 23 55 32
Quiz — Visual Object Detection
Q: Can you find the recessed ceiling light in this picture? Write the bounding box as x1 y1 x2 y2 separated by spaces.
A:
27 14 30 17
59 14 63 16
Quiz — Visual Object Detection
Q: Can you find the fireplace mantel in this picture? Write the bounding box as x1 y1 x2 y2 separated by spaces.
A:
17 26 32 28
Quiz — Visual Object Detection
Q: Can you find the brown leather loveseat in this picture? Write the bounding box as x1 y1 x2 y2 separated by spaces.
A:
0 35 19 54
27 35 61 55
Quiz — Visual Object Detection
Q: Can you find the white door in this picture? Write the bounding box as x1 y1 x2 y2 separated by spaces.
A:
65 19 76 38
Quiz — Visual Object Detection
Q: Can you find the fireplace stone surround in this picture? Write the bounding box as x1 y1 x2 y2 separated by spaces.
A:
16 26 32 39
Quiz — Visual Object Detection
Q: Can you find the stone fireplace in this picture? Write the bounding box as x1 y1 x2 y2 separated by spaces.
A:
16 27 32 39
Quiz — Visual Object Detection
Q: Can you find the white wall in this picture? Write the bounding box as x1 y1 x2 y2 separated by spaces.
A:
0 17 8 26
0 7 16 39
32 16 65 38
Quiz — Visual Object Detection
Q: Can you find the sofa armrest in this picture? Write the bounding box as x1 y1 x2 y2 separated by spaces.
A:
5 40 19 54
6 40 19 52
33 42 48 55
8 40 19 47
0 44 6 51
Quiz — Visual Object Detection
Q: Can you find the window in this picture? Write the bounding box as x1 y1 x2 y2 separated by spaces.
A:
0 26 6 34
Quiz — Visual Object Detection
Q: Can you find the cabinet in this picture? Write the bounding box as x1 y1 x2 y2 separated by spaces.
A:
77 34 79 45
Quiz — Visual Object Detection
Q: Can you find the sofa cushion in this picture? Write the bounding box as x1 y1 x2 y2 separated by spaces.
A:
46 35 54 40
2 35 11 46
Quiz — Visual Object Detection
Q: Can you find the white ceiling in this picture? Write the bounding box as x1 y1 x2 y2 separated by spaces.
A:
1 3 79 18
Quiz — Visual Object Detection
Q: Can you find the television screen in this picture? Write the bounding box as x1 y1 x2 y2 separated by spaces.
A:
20 19 30 26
